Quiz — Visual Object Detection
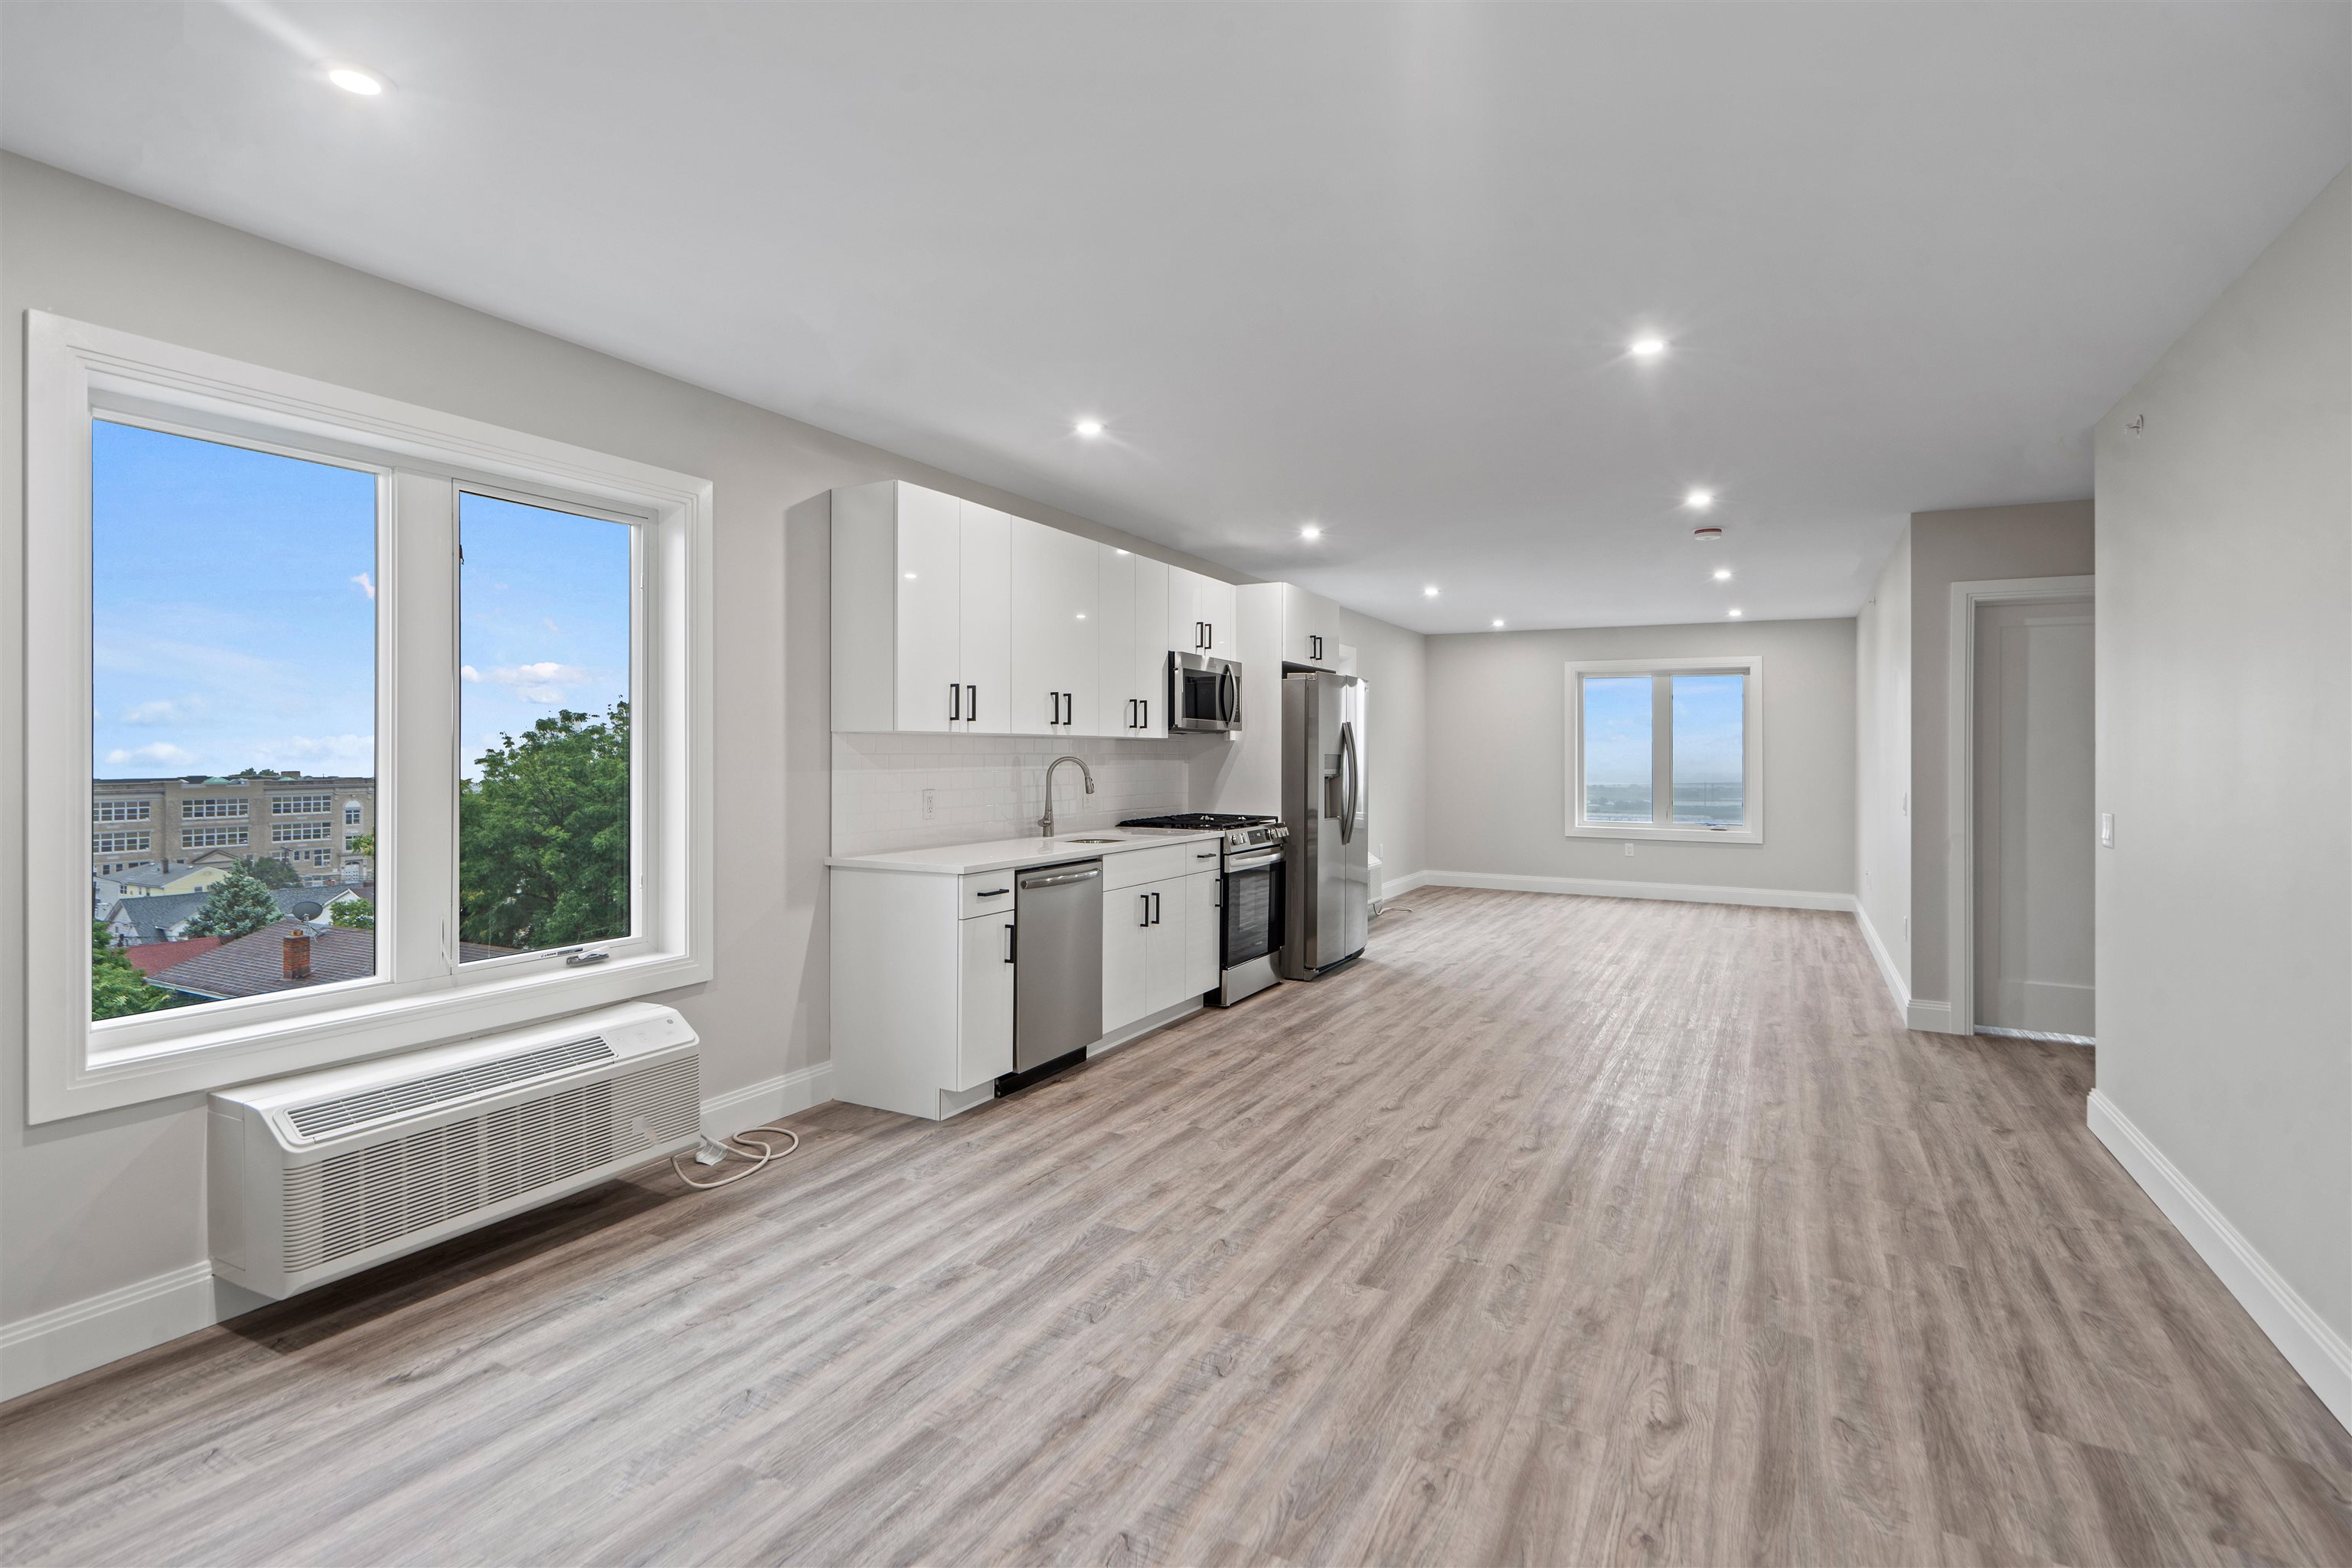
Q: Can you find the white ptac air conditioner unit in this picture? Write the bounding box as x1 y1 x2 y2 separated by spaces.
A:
209 1001 700 1300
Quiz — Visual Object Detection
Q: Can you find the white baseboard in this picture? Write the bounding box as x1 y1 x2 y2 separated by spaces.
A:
1853 903 1912 1024
1418 869 1856 913
2086 1088 2352 1432
1381 868 1436 898
0 1261 217 1403
2 1067 841 1405
699 1060 834 1138
1905 998 1957 1033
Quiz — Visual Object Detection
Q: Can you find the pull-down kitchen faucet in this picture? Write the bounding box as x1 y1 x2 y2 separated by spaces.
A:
1038 754 1095 838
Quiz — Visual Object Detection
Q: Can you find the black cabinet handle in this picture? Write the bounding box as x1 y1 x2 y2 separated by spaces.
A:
950 682 962 722
1138 893 1151 927
968 684 977 724
977 887 1009 897
1004 921 1017 963
1141 698 1148 730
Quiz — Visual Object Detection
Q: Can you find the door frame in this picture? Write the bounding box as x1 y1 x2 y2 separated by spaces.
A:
1945 575 2096 1039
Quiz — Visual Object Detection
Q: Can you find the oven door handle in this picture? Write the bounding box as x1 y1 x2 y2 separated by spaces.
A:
1225 848 1285 871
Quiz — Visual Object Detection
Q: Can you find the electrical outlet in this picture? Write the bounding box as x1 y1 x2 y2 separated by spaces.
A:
923 788 936 821
1623 841 1635 858
1901 916 1909 942
2099 812 2114 848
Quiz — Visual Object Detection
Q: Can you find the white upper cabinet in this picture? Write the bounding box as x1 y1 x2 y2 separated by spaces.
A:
833 479 1276 737
957 505 1012 733
834 480 1013 733
1099 547 1171 737
1170 567 1239 658
1010 517 1098 737
1279 583 1341 668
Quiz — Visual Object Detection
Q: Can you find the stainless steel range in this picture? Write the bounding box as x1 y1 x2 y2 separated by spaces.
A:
1118 812 1289 1007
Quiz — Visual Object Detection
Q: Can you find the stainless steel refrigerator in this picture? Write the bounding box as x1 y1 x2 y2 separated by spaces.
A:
1279 670 1368 978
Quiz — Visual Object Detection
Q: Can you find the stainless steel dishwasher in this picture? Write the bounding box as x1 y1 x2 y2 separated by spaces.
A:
1004 859 1104 1091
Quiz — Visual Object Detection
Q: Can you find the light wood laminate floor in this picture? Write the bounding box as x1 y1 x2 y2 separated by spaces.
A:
4 888 2347 1567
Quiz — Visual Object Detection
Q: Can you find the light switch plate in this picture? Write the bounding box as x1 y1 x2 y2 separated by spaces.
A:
2099 812 2114 848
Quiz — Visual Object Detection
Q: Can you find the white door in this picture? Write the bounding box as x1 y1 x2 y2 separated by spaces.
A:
894 486 962 732
1168 566 1206 654
1096 546 1138 735
1102 882 1155 1033
1975 599 2095 1036
1133 556 1169 735
1143 874 1187 1014
958 912 1016 1088
958 503 1011 733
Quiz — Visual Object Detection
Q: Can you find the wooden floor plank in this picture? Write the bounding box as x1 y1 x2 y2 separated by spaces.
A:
3 887 2344 1567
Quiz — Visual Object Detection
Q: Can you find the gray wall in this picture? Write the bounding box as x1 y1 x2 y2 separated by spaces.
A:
0 154 1237 1331
1424 618 1857 897
1854 532 1913 984
1904 501 2095 1005
1340 608 1429 886
2092 168 2350 1347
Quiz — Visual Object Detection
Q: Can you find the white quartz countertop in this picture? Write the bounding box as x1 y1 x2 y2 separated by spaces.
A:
826 828 1224 877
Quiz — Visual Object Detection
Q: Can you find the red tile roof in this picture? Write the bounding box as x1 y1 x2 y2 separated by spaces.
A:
149 921 514 998
120 936 223 975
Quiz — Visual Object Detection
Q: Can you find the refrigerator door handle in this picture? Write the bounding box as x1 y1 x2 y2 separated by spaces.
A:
1338 720 1360 845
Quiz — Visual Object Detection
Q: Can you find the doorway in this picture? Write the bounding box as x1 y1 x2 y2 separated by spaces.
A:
1973 597 2094 1037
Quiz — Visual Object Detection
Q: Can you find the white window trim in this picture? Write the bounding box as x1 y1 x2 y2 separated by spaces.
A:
1563 654 1765 844
25 311 714 1123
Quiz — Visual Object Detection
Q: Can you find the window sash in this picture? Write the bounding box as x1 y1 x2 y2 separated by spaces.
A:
25 311 711 1123
1563 655 1764 844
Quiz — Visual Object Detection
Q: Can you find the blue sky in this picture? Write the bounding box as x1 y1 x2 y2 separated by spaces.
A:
91 420 629 782
1582 673 1744 789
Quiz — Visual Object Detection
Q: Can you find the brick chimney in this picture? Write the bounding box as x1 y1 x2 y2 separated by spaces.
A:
282 928 312 982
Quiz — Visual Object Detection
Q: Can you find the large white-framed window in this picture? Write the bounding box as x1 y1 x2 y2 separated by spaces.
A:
1565 655 1764 844
26 311 713 1123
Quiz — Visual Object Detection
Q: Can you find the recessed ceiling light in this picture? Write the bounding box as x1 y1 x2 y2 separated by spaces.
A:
1628 336 1668 359
1727 608 1744 618
1684 488 1715 511
1491 619 1506 629
1713 568 1732 581
1423 585 1440 598
1693 526 1723 541
1300 524 1322 540
1073 418 1105 438
327 66 385 96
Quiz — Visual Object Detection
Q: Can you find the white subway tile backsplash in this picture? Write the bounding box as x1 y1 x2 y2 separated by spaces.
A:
831 732 1229 856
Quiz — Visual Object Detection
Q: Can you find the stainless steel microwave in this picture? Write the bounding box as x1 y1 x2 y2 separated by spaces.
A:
1168 651 1243 733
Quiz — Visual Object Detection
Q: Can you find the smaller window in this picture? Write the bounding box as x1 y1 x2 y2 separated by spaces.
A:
1566 656 1762 844
93 831 152 854
271 794 334 815
182 826 249 848
93 801 152 822
182 799 248 819
273 822 331 843
345 802 363 825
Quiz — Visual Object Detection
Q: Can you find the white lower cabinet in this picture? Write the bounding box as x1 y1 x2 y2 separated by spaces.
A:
1102 869 1221 1034
833 844 1221 1121
958 909 1015 1089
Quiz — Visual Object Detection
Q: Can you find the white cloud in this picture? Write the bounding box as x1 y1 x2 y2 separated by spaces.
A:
479 662 592 704
351 572 375 600
104 742 194 769
461 665 482 683
120 695 207 725
543 618 560 633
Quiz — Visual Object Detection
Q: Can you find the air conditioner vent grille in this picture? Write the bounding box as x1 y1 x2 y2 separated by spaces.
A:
284 1036 616 1138
281 1057 697 1275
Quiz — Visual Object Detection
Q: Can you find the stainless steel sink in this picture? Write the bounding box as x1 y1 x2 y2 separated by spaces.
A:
1060 836 1126 844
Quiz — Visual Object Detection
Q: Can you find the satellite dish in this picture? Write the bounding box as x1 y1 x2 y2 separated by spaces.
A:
292 901 324 922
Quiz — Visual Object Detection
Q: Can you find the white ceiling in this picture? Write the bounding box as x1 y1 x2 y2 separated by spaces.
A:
5 3 2347 632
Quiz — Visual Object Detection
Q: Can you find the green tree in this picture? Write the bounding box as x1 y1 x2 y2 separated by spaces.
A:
330 897 375 931
185 867 283 940
237 855 302 889
91 921 176 1021
459 701 630 951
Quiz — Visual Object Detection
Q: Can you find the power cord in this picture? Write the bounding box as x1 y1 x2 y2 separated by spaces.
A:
671 1124 802 1190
